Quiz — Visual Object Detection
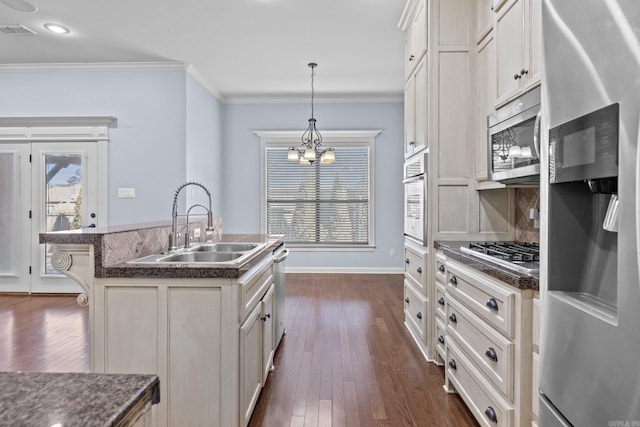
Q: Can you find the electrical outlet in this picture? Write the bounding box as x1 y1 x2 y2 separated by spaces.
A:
390 248 395 257
529 208 539 220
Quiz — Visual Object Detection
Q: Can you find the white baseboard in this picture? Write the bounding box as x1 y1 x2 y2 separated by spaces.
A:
283 267 404 274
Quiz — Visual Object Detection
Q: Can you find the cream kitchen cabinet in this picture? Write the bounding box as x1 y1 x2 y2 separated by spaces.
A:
531 294 539 427
403 0 427 80
434 250 447 365
476 31 495 184
443 257 533 427
403 240 431 361
404 56 428 157
494 0 541 107
476 0 494 42
240 282 275 427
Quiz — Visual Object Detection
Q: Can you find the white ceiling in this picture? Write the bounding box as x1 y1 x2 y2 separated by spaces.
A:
0 0 407 103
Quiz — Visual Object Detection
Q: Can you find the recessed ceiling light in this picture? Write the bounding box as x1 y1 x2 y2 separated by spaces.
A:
0 0 38 13
44 23 70 34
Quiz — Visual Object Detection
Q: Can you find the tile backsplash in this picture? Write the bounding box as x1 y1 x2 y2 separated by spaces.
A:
515 188 540 243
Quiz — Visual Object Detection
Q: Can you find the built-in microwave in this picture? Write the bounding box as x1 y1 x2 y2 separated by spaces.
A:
549 103 619 184
403 151 428 245
488 86 541 184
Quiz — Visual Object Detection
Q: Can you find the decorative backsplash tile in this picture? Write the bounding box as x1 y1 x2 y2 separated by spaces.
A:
102 218 222 267
515 188 539 243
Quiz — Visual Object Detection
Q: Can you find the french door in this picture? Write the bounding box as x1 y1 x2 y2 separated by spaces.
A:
0 141 100 293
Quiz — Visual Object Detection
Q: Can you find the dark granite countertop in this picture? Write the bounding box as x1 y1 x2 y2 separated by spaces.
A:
40 221 285 279
435 241 539 291
0 372 159 427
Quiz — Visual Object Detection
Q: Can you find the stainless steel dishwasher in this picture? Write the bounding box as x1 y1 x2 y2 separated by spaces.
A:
273 243 289 349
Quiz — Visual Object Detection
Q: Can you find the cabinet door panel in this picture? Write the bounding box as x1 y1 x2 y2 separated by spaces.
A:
414 57 428 153
261 284 275 384
495 0 524 105
240 304 263 427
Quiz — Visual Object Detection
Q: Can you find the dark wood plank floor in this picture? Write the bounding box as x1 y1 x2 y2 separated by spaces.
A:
0 274 477 427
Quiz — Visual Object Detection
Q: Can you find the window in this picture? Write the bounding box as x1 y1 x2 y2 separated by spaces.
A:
257 130 379 249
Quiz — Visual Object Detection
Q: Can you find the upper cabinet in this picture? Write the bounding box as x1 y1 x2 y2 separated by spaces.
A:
494 0 541 107
404 56 428 157
476 0 494 42
403 0 428 80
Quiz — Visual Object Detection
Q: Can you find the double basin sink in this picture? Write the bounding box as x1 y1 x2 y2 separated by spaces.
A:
128 242 264 265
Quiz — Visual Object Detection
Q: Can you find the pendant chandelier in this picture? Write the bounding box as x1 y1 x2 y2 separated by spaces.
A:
287 63 335 164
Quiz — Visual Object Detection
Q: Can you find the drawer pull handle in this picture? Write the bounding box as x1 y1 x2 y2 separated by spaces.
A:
448 359 457 370
405 258 410 264
449 275 457 285
449 313 457 324
405 297 410 304
438 335 445 344
438 297 445 306
416 312 422 320
485 347 498 362
485 406 498 423
438 264 445 272
486 298 499 311
416 267 422 274
261 313 271 322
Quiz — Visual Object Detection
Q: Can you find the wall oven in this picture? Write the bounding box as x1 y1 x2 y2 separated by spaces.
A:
488 86 541 184
403 151 428 245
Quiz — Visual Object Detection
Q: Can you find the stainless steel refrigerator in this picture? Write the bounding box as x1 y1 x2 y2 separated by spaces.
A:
540 0 640 425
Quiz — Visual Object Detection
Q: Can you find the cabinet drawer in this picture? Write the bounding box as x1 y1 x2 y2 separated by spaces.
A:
239 255 274 322
447 340 514 427
404 279 428 341
532 296 540 352
435 251 447 284
435 282 447 320
447 297 514 400
435 317 446 360
404 247 427 293
446 261 516 338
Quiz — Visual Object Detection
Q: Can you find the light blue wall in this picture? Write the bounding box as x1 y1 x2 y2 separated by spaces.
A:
0 70 190 225
185 74 224 215
0 70 404 271
221 102 404 272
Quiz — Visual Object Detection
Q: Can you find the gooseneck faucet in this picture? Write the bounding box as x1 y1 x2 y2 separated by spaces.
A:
169 182 215 251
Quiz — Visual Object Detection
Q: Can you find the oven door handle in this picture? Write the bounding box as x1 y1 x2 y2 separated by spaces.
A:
402 174 425 184
533 110 542 159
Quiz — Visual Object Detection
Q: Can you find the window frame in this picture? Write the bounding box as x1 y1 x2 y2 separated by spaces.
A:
256 130 380 251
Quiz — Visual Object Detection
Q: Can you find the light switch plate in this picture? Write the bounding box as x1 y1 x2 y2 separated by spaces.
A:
118 187 136 198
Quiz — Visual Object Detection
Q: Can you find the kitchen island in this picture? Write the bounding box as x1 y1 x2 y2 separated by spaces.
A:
40 222 284 427
0 372 159 427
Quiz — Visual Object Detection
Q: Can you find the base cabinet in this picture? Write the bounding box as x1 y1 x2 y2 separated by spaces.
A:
443 257 533 427
92 255 276 427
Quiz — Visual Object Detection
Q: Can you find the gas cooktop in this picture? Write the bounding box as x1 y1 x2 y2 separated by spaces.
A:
460 241 539 275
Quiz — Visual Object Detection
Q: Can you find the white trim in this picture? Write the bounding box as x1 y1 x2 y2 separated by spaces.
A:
255 130 382 143
284 267 404 274
186 64 225 102
0 62 186 73
225 94 403 105
0 116 116 128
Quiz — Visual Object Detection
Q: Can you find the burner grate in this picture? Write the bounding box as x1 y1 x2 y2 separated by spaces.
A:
461 241 539 274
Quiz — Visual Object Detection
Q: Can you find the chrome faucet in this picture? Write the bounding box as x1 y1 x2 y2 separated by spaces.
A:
184 204 209 248
170 182 215 251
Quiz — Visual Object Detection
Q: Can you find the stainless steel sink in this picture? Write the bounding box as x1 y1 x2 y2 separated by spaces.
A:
127 242 264 265
186 243 259 253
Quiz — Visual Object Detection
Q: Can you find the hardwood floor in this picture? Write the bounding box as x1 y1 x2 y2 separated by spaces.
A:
0 274 477 427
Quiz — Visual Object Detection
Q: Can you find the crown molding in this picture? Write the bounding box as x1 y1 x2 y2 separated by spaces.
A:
224 94 403 105
0 61 187 73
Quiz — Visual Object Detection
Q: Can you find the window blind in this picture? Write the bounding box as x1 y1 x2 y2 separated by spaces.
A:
266 146 370 246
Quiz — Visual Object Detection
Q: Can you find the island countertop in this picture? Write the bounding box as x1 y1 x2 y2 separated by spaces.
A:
40 221 285 279
0 372 159 427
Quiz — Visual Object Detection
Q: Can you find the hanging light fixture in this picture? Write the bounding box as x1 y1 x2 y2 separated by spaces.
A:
287 63 335 164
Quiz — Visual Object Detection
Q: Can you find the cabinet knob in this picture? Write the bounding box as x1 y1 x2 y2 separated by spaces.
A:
449 313 457 324
485 347 498 362
438 297 445 306
416 267 422 274
449 275 457 285
448 359 457 370
405 297 410 304
486 298 499 311
405 258 410 264
485 406 498 423
438 264 445 272
409 54 415 62
261 313 271 322
513 73 521 80
416 312 422 320
408 141 416 146
438 335 445 344
520 68 529 76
